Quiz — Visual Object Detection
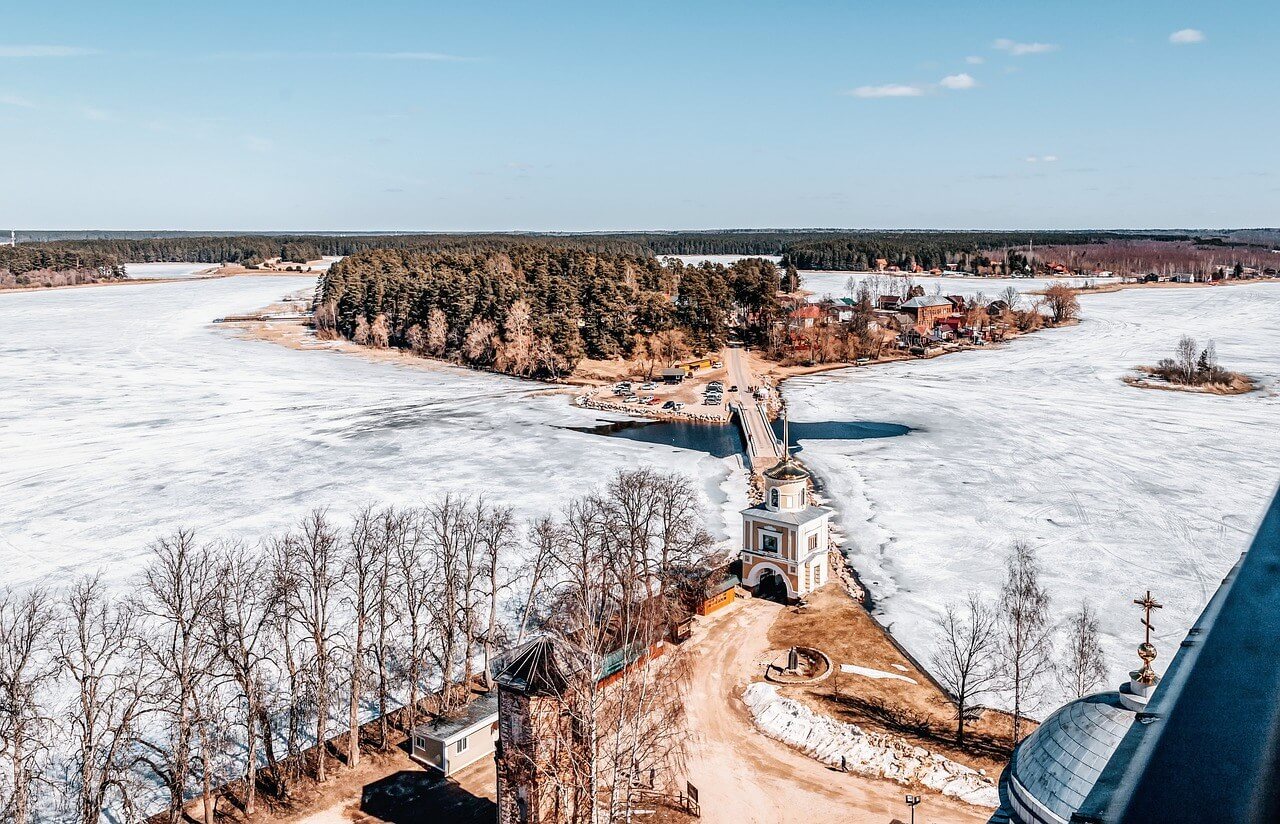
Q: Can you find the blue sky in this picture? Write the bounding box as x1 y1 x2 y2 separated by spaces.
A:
1 1 1276 231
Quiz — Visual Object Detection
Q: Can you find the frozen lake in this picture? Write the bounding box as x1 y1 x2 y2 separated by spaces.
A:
122 261 218 279
0 276 745 591
784 283 1280 707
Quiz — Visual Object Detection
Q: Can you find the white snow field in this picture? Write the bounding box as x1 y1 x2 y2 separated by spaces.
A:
785 283 1280 710
122 261 219 279
661 253 783 267
800 270 1109 301
0 276 740 592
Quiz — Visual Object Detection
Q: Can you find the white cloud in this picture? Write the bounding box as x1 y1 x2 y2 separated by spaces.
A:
846 83 924 98
965 55 985 65
940 73 977 90
81 106 111 122
0 93 36 108
1169 29 1205 45
1024 155 1059 163
0 45 97 58
993 38 1059 56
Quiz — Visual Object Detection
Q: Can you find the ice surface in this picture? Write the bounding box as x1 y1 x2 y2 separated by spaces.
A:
784 283 1280 712
0 276 738 591
122 262 218 279
800 270 1109 301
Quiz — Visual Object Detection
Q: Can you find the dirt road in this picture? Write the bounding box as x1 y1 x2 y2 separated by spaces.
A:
681 598 989 824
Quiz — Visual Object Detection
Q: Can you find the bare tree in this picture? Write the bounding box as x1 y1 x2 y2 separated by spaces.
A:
135 530 219 824
340 507 382 767
58 576 147 824
479 505 516 690
1061 602 1108 699
207 545 275 812
999 542 1054 744
931 594 1000 747
999 285 1021 312
1042 283 1080 325
1175 334 1199 384
371 507 407 749
279 511 342 783
391 507 432 733
0 588 58 824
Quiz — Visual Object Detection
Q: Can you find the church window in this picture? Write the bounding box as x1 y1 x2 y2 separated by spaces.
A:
762 533 779 554
770 488 779 507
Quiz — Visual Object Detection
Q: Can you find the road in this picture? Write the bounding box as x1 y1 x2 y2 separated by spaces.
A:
723 346 783 470
681 598 989 824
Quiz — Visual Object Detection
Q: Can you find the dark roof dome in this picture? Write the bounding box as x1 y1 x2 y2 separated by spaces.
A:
764 456 810 481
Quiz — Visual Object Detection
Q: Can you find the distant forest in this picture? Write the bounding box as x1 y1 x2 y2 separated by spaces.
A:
317 247 783 378
5 228 1277 286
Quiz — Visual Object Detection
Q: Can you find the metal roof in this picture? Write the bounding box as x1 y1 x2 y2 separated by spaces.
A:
1005 693 1137 824
900 295 952 308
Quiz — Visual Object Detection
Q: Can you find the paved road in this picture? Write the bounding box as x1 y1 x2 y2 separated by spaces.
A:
681 598 989 824
723 346 782 470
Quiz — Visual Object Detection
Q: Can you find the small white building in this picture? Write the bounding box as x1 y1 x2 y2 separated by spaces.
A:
740 448 831 600
410 692 499 776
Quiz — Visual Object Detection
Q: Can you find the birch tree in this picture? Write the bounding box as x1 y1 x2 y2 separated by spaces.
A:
136 530 219 824
1061 601 1108 699
0 588 57 824
207 545 275 812
999 542 1054 744
58 576 147 824
340 507 381 767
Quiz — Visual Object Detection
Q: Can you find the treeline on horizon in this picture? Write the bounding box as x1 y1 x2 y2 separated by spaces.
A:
317 246 785 378
9 228 1274 274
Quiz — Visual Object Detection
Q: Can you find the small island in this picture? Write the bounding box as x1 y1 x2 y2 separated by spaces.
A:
1126 335 1257 395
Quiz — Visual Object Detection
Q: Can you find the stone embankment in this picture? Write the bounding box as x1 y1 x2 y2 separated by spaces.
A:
743 683 1000 809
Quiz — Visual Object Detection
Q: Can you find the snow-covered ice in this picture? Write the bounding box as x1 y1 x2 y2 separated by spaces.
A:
661 253 782 267
122 261 218 279
743 682 999 807
785 283 1280 712
800 269 1108 301
0 276 738 591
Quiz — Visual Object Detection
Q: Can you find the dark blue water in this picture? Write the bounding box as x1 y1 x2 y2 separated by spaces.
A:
569 418 910 458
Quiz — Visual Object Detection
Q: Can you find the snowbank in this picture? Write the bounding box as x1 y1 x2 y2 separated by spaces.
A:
743 682 999 808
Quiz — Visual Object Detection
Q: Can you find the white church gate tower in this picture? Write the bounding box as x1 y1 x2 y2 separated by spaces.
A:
739 417 831 600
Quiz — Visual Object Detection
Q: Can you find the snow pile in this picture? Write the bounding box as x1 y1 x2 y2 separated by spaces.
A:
743 682 1000 808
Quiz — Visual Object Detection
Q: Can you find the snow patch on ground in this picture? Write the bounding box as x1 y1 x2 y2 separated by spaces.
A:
743 682 999 808
660 254 782 267
841 664 917 684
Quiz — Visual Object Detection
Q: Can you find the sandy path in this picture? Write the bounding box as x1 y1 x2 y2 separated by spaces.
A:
682 598 988 824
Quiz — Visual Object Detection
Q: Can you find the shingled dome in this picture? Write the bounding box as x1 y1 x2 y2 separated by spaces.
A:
1003 693 1138 824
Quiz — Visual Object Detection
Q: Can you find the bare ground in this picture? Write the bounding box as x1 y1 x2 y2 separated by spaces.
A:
680 596 990 824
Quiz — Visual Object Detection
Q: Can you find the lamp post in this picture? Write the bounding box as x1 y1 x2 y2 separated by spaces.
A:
905 794 922 824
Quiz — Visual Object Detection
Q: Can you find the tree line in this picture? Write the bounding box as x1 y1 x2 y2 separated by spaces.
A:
316 247 785 379
11 229 1251 275
0 468 715 824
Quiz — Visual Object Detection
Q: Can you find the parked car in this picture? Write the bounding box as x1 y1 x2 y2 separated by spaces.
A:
646 397 661 405
728 385 739 393
640 382 657 391
624 394 639 403
855 357 870 366
708 380 723 388
671 402 685 411
661 400 677 410
711 360 723 369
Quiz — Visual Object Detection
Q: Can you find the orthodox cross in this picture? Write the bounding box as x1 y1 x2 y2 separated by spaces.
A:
1133 590 1163 645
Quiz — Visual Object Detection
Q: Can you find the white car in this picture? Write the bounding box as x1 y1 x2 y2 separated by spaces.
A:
624 394 639 403
640 382 657 391
671 402 685 411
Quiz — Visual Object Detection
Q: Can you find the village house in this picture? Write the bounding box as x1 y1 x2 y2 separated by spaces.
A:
787 304 823 330
898 295 952 329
